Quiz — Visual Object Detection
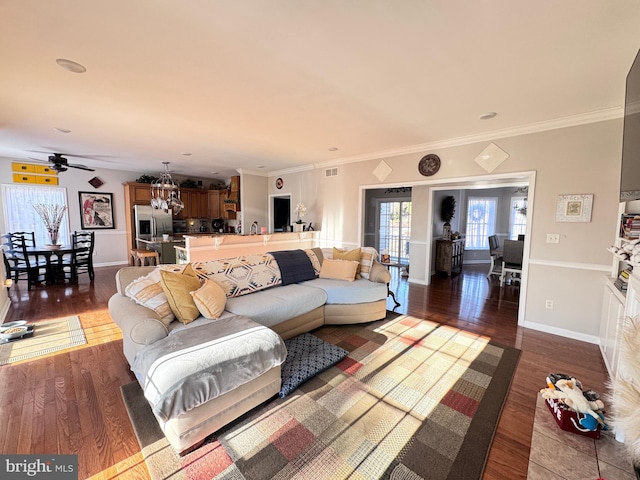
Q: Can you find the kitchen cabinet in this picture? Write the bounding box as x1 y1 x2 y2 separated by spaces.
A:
222 175 241 219
174 189 208 219
198 191 208 218
126 182 151 205
221 190 238 219
208 191 220 218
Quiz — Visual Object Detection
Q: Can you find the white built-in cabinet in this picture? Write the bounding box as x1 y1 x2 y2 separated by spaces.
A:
599 278 625 379
600 200 640 444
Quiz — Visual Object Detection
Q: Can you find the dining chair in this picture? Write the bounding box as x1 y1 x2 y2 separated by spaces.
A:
2 234 29 286
6 231 36 248
62 231 95 282
487 235 503 278
3 231 42 265
4 236 47 289
500 239 524 287
2 248 19 286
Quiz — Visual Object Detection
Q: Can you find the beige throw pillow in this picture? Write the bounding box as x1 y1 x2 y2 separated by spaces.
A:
333 247 362 278
191 279 227 320
159 264 202 324
319 259 359 282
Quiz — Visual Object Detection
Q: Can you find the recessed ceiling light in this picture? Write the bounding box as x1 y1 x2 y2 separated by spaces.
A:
181 152 192 156
479 112 497 120
328 147 338 151
211 171 219 175
55 58 87 73
257 165 265 169
54 127 71 133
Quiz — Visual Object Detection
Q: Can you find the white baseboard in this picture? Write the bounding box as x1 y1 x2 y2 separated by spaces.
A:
463 260 490 265
523 320 600 345
94 260 130 268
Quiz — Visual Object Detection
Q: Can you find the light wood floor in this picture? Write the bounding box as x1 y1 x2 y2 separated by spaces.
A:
0 264 609 479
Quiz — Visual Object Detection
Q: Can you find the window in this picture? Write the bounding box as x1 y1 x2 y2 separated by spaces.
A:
465 197 497 250
1 184 70 246
378 200 411 265
510 196 527 240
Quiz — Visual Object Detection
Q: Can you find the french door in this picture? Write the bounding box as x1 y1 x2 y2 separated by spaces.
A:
377 200 412 265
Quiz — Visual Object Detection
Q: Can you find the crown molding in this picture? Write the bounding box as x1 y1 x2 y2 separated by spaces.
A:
267 163 315 177
236 168 268 177
268 107 623 176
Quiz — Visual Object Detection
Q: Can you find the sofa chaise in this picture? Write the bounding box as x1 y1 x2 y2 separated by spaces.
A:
109 247 391 453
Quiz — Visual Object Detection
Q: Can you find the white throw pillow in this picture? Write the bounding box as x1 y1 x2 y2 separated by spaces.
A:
359 247 378 280
125 268 175 326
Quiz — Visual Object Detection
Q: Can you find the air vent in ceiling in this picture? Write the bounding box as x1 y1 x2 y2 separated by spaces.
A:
325 167 338 177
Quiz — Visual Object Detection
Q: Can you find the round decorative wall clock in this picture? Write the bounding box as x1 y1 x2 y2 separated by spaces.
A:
275 177 284 189
418 154 441 176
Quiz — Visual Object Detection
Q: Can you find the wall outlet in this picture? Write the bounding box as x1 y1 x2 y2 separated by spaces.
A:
545 299 554 309
546 233 560 244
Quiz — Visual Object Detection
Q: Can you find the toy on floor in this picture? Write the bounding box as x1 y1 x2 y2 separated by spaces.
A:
540 373 607 430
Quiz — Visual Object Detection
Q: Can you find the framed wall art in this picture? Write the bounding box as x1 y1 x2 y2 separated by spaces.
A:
555 194 593 223
79 191 115 229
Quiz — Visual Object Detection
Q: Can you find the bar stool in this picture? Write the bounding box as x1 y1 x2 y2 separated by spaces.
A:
130 249 160 266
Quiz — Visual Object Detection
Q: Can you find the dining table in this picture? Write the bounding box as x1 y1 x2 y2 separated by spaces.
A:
24 245 87 284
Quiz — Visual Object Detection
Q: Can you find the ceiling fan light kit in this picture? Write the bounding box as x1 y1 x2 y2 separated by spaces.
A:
48 153 95 172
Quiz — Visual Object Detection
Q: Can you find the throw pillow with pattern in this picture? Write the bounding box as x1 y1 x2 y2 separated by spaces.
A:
125 268 174 326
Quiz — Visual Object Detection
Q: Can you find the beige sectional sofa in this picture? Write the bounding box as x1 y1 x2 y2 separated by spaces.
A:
109 248 391 453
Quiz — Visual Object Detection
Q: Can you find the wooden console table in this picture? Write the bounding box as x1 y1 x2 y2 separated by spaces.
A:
435 239 465 277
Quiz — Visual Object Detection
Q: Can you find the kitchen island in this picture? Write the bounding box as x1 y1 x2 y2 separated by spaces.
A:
175 231 321 263
136 236 186 264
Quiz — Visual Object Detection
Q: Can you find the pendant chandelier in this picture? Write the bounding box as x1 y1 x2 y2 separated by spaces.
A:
151 162 184 215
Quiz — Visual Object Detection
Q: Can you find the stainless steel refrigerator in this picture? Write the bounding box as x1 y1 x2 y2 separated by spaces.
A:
134 205 173 239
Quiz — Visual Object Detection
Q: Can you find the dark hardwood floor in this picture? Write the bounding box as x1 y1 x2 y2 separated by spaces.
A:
0 264 609 479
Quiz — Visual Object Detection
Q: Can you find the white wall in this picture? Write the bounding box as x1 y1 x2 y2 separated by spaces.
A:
268 119 623 342
239 172 269 233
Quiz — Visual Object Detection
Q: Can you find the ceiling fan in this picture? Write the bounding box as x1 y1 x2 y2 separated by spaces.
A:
29 153 95 172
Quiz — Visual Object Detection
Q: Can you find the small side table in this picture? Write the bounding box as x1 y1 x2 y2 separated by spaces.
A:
380 262 402 308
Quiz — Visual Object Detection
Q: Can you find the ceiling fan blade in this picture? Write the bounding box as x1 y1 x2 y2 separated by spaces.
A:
26 154 94 172
69 164 95 172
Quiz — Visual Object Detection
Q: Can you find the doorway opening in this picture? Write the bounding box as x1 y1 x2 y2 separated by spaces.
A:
272 195 291 232
378 199 412 265
361 170 535 327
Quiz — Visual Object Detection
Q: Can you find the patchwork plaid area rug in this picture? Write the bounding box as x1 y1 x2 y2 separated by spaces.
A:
123 314 520 480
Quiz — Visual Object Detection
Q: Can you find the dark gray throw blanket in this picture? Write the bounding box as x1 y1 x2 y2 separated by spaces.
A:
269 249 316 285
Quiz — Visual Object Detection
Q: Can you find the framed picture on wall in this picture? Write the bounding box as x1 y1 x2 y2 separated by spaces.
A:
79 192 115 229
555 194 593 223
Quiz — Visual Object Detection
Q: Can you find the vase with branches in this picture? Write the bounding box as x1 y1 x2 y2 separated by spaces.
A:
33 203 67 247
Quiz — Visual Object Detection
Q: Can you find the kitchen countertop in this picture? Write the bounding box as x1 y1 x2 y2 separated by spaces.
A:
136 236 186 244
